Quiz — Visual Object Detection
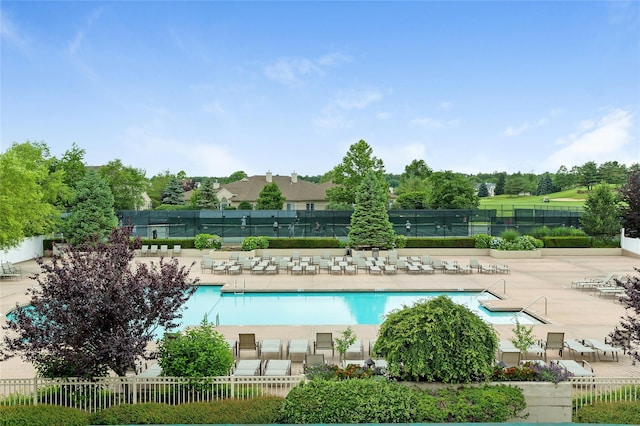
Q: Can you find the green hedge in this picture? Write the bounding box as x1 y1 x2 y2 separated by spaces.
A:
0 405 88 426
266 238 342 249
574 401 640 424
404 237 475 248
90 397 284 424
280 379 526 423
542 236 591 248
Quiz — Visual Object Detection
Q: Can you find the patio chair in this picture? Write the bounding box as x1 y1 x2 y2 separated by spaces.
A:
469 258 482 272
314 332 334 357
541 332 565 360
304 353 325 369
263 359 291 376
498 350 521 367
149 245 158 256
288 339 310 362
260 339 283 360
551 359 595 377
200 256 214 273
159 245 169 256
172 245 181 256
233 359 262 376
140 245 149 256
564 339 596 361
571 273 615 290
238 333 259 358
1 262 22 279
496 264 510 274
226 339 238 357
345 339 364 359
431 259 445 273
583 338 620 361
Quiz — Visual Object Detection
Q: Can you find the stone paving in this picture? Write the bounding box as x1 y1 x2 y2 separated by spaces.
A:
1 252 639 378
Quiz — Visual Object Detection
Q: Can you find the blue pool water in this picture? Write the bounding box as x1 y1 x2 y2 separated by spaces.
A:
178 286 541 327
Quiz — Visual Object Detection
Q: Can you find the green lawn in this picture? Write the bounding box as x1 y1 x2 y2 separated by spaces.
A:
479 187 588 210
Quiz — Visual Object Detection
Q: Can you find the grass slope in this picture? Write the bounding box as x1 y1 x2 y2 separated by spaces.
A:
479 187 588 210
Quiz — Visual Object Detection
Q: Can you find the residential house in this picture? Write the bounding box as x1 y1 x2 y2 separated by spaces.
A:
215 172 333 211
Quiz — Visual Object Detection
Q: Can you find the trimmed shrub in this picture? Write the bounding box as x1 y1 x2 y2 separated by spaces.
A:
194 234 223 250
266 238 341 249
574 401 640 424
280 379 422 424
542 236 591 248
501 229 520 241
0 404 88 426
241 236 269 251
373 296 498 383
404 237 475 248
90 397 284 424
474 233 492 249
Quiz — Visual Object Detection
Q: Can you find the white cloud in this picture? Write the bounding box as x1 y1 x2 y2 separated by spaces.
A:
503 108 562 137
409 117 444 129
1 11 30 54
438 101 453 112
202 101 227 118
67 7 103 55
377 111 392 120
547 108 636 169
263 52 351 87
335 89 383 110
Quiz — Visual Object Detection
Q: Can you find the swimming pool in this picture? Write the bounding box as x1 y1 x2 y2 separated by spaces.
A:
178 286 542 328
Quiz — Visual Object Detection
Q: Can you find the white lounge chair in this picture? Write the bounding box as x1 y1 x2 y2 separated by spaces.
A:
583 338 620 361
260 339 283 360
552 359 595 377
288 339 310 362
345 339 364 359
172 245 181 256
263 359 291 376
159 245 169 256
233 359 261 376
564 339 596 361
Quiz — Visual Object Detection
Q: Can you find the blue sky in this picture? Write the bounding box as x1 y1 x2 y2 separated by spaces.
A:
2 1 639 178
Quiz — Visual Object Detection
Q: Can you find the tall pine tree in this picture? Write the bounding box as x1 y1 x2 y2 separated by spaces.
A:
348 170 396 249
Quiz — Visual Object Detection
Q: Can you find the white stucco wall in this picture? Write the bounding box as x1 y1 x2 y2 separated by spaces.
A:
0 236 44 264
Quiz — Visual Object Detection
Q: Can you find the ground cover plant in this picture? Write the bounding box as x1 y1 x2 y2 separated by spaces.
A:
573 401 640 424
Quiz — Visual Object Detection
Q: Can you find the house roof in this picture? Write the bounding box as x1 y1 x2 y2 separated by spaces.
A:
218 173 332 202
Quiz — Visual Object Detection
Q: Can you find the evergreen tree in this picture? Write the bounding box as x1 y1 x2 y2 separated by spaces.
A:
348 170 395 249
255 182 285 210
494 172 506 195
578 161 600 190
535 173 555 195
477 183 489 198
64 170 118 246
579 183 620 237
162 177 185 205
198 178 220 210
619 170 640 238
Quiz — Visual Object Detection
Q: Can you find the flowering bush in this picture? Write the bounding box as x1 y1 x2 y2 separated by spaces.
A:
488 235 543 251
304 363 373 380
491 362 571 384
240 236 269 251
193 234 222 250
474 234 493 249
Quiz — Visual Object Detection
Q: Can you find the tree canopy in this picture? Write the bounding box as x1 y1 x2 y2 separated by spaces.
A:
348 170 395 249
64 170 118 246
426 171 479 209
98 159 148 210
326 139 386 206
0 141 65 250
619 169 640 238
373 295 498 383
162 176 185 205
255 182 285 210
610 269 640 364
1 227 198 378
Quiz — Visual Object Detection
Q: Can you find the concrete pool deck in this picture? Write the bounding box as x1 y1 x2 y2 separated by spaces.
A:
1 253 639 378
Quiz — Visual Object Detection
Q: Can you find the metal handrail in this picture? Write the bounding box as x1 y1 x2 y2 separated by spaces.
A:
519 295 548 316
479 278 507 296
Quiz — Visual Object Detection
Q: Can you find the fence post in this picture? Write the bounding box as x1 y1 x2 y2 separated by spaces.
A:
230 375 235 399
132 377 137 405
33 376 38 406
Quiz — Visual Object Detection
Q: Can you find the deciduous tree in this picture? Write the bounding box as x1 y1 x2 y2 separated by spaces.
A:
348 170 395 249
427 171 479 209
326 140 386 206
610 269 640 364
255 182 285 210
619 169 640 238
98 159 148 210
64 170 118 246
1 227 198 378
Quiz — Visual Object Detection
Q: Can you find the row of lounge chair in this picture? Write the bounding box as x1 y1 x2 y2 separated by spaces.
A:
139 244 181 257
201 253 510 276
571 273 629 302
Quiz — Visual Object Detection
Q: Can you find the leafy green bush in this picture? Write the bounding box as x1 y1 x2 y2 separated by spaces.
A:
574 401 640 424
280 379 421 423
157 316 234 378
404 237 475 248
490 235 542 250
421 385 527 422
394 234 408 248
0 404 88 425
528 226 587 239
590 236 620 248
266 238 340 249
501 229 520 241
90 397 284 424
474 233 493 249
194 233 222 250
241 236 269 251
373 296 498 383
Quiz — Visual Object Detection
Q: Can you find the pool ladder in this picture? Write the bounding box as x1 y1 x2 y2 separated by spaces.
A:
233 279 245 295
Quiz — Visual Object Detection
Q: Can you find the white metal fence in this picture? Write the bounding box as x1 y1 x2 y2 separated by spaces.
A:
0 375 304 413
2 375 640 415
571 377 640 412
